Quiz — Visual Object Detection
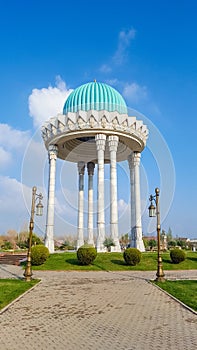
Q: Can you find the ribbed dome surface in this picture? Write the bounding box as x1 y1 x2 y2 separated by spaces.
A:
63 82 127 115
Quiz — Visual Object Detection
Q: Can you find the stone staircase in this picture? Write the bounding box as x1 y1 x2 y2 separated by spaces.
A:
0 253 27 265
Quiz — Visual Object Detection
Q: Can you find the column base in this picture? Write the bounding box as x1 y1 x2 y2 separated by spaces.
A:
97 224 106 252
111 245 121 252
45 237 54 254
77 239 84 250
111 238 121 252
87 239 95 247
96 244 107 253
130 239 145 252
130 226 145 252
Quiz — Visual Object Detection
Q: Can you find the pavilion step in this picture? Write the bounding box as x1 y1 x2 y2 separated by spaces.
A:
0 254 27 265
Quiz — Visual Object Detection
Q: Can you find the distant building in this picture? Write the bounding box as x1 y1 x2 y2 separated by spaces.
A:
143 236 157 241
187 238 197 251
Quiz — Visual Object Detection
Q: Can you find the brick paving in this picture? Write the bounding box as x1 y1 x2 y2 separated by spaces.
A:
0 265 197 350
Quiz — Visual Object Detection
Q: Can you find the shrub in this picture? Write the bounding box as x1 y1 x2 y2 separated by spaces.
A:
123 247 141 266
67 245 75 250
77 244 97 265
170 249 186 264
31 245 49 265
1 241 13 250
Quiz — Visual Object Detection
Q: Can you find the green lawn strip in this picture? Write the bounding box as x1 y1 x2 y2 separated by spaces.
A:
32 251 197 271
154 280 197 312
0 279 39 310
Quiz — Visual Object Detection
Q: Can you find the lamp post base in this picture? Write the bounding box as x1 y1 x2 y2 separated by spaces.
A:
24 254 32 282
155 275 165 282
24 268 32 282
155 256 165 282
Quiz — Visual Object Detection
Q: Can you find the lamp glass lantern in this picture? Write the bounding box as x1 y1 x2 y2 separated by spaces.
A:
148 203 156 217
36 198 43 216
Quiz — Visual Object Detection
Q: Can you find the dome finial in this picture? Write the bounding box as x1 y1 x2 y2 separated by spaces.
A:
94 79 96 82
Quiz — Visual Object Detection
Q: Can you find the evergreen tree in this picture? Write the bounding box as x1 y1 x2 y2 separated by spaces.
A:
167 227 173 242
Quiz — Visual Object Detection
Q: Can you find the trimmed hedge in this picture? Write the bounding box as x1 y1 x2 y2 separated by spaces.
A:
123 247 141 266
170 249 186 264
31 245 49 265
77 244 97 265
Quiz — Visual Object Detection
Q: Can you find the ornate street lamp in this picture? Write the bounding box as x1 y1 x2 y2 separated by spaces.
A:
24 186 43 281
148 188 165 282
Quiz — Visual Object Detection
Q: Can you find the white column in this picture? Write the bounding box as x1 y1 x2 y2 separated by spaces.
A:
77 161 85 249
128 152 135 246
128 152 145 252
95 134 106 252
45 145 58 253
108 135 121 252
87 162 95 246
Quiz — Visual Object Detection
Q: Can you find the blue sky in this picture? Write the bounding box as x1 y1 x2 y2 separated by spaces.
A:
0 0 196 239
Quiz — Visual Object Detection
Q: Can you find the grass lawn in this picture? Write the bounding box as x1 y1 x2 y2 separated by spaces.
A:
155 280 197 311
32 251 197 271
0 279 39 310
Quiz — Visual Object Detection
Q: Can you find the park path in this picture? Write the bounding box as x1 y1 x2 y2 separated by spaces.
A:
0 265 197 350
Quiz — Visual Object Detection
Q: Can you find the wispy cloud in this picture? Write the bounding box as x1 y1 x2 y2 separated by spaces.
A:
99 27 136 73
99 64 112 73
113 28 136 65
28 76 73 127
105 78 119 86
122 82 148 105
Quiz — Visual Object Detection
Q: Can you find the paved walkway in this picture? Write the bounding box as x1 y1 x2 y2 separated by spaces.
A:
0 265 197 350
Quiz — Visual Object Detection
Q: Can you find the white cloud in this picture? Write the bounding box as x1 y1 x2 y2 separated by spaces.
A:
28 76 73 127
0 146 12 168
0 176 29 233
122 82 148 105
0 123 30 150
113 28 136 65
0 124 47 233
21 134 47 188
0 123 31 170
118 198 129 213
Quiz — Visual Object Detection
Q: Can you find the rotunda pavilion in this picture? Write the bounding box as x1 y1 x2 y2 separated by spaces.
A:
42 81 149 253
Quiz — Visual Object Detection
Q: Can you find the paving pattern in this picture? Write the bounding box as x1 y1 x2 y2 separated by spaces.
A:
0 265 197 350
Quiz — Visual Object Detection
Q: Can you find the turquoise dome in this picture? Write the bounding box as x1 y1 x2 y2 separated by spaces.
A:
63 81 127 115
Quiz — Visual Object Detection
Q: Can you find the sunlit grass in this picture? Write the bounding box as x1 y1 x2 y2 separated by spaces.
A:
0 279 39 310
32 251 197 271
155 280 197 311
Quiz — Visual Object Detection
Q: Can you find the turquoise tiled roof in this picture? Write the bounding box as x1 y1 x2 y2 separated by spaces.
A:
63 82 127 114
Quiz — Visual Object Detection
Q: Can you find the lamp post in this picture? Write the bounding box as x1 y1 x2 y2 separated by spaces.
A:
148 188 165 282
24 186 43 281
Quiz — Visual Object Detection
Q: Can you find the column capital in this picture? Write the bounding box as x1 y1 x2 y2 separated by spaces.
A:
87 161 95 176
128 151 141 168
48 145 58 160
133 152 141 166
95 134 106 151
108 135 119 152
78 161 85 175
